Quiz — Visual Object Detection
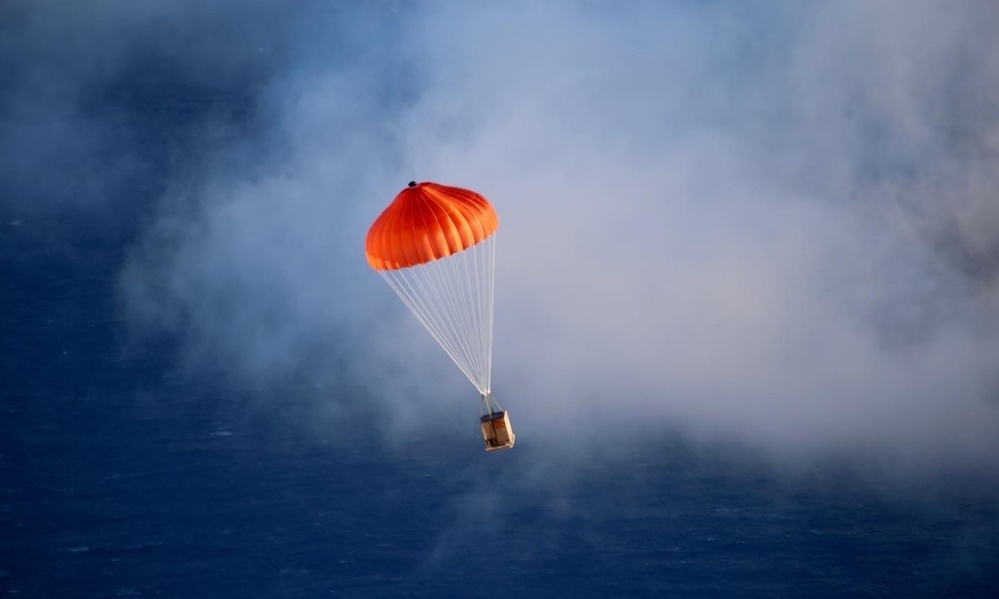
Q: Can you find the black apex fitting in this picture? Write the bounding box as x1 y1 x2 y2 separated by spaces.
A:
408 181 417 187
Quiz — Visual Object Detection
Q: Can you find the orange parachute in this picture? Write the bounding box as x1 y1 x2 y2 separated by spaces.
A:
366 182 514 452
366 182 499 271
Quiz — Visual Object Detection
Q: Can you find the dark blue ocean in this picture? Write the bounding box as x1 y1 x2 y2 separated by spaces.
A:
3 212 999 597
3 4 999 597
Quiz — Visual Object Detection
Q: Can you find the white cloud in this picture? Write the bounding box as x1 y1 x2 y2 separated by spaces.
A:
119 0 999 476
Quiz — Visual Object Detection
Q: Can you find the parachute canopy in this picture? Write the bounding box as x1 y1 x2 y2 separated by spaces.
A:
365 181 499 397
366 182 499 271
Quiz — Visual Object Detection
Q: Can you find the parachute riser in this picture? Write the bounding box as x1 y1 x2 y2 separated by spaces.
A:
480 393 505 418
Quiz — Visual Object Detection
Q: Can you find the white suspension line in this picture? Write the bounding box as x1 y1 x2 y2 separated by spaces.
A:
486 237 496 391
427 249 481 384
378 235 497 396
414 260 478 381
383 269 482 391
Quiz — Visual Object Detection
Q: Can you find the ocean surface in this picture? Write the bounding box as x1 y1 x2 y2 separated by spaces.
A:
3 19 999 597
3 214 998 599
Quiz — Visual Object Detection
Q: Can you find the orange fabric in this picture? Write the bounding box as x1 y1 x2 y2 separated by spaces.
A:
366 182 499 270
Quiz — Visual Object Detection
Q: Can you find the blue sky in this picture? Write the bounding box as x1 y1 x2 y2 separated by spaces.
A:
5 0 999 483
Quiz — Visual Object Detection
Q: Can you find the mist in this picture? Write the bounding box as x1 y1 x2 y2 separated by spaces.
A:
6 1 998 479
